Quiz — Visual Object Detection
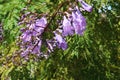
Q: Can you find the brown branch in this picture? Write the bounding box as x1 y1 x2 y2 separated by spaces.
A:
44 0 70 30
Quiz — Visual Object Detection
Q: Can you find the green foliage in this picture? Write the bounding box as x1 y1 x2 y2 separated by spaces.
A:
0 0 120 80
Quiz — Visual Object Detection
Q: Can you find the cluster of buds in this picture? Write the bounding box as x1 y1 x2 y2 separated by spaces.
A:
18 0 92 59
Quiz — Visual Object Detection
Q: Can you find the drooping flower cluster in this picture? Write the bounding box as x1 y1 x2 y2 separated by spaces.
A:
19 17 47 59
62 6 86 36
18 0 92 59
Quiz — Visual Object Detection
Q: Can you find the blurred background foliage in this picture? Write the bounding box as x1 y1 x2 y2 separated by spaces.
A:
0 0 120 80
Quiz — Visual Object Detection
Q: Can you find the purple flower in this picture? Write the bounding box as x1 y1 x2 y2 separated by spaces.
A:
62 16 74 36
78 0 92 12
54 32 67 50
21 29 38 42
35 17 47 27
32 40 42 54
34 17 47 34
34 27 45 34
21 30 32 42
72 7 86 35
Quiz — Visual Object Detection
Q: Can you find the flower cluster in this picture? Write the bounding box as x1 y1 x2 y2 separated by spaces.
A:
19 16 48 59
62 6 86 36
18 0 92 59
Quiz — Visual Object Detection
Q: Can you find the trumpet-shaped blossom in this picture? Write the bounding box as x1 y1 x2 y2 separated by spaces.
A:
21 30 33 42
34 17 47 34
35 17 47 27
54 31 67 50
78 0 92 12
62 16 74 36
21 29 38 42
72 7 86 35
32 40 42 54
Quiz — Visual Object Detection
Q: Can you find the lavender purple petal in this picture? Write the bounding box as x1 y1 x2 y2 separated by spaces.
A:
78 0 92 12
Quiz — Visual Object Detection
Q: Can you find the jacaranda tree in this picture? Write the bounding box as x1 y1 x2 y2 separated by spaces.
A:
0 0 120 80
